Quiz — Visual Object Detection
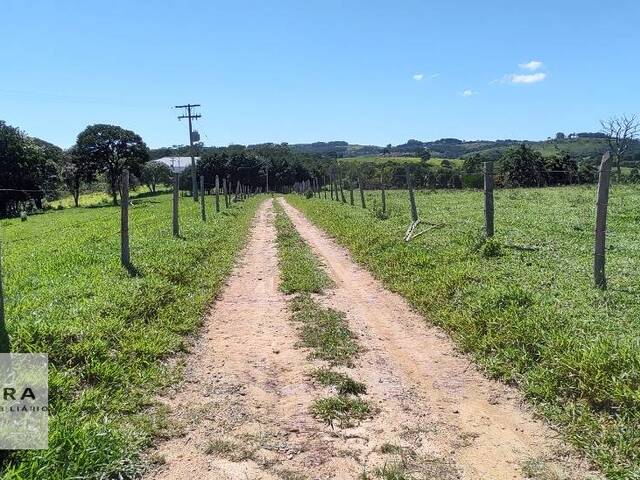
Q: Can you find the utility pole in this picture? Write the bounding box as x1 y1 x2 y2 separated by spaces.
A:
175 103 202 202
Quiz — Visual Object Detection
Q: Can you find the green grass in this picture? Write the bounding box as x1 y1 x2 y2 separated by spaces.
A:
274 201 332 294
0 192 262 479
310 395 371 427
310 368 367 396
287 184 640 479
290 295 359 366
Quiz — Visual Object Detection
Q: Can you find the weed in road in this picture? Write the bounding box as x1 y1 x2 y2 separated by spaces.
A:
310 395 371 428
310 368 366 395
291 295 359 366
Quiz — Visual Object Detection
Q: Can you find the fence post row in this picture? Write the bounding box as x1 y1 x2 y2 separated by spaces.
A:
215 175 220 212
200 176 206 222
120 169 130 268
484 161 495 238
173 173 180 237
405 166 418 222
594 151 612 289
338 172 346 203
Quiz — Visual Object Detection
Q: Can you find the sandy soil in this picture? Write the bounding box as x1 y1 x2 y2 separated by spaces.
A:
145 198 598 480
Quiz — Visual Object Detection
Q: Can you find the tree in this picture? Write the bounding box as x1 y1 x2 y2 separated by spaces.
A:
61 146 99 207
600 115 639 180
555 132 566 140
544 152 578 186
141 161 172 193
75 124 149 205
0 121 62 215
419 149 431 162
499 144 546 187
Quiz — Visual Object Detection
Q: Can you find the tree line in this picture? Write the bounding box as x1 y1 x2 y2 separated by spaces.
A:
3 116 638 217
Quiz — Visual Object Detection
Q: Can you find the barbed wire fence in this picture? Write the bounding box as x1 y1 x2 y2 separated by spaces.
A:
0 170 262 352
291 152 616 289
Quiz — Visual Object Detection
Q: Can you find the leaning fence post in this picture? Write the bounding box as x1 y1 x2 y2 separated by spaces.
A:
0 237 9 352
200 176 206 222
594 151 612 289
215 175 220 212
173 173 180 237
484 161 495 237
405 165 418 222
358 176 366 208
120 169 130 268
349 183 354 206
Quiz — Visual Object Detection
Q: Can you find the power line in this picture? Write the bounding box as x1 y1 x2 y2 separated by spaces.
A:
175 104 202 202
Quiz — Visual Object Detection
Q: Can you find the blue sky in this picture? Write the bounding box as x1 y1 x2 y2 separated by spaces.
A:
2 0 639 148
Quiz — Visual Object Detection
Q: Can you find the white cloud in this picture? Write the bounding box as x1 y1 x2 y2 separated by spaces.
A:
519 60 543 71
429 73 440 79
509 72 547 84
462 89 477 97
413 73 424 81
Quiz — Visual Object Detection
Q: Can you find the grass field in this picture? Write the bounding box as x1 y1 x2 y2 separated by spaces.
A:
287 185 640 479
0 192 261 479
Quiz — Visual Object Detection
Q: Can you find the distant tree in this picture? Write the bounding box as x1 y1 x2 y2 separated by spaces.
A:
462 154 483 173
419 149 431 162
141 161 172 193
440 159 453 169
577 160 598 184
629 167 640 183
600 115 639 180
0 121 62 215
555 132 566 140
75 124 149 205
545 152 578 185
61 146 99 207
499 144 546 187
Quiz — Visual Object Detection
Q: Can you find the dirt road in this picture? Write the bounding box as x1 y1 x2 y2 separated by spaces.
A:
146 198 596 480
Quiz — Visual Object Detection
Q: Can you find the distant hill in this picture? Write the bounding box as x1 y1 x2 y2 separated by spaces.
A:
290 134 640 162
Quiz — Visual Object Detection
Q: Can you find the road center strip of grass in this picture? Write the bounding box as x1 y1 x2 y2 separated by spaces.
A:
273 200 332 294
0 193 262 479
286 186 640 478
273 200 370 427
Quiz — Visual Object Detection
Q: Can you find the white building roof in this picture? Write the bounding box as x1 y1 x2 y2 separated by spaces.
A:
153 156 200 173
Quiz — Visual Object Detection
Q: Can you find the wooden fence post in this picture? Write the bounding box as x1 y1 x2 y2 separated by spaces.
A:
405 165 418 222
120 169 130 268
323 177 327 199
381 180 386 215
215 175 220 212
349 184 354 206
173 173 180 237
330 177 335 200
0 237 9 352
594 151 612 289
484 161 494 237
200 176 206 222
358 176 366 209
